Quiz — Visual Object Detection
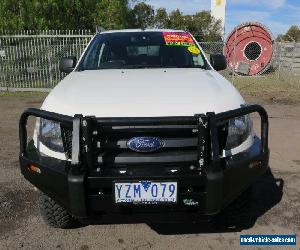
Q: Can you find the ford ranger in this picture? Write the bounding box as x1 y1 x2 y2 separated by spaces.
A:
19 29 269 228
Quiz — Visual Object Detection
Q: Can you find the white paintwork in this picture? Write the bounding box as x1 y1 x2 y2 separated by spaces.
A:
38 29 254 159
42 68 245 117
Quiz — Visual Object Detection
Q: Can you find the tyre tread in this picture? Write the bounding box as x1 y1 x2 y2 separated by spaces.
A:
38 193 80 229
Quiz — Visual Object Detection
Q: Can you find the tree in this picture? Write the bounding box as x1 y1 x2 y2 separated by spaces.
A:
132 2 154 28
187 11 222 41
0 0 23 30
66 0 99 30
0 0 223 41
277 25 300 42
0 0 99 31
154 8 169 29
93 0 131 30
168 9 185 30
155 9 222 41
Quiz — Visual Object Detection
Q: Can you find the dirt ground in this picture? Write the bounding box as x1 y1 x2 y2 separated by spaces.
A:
0 94 299 250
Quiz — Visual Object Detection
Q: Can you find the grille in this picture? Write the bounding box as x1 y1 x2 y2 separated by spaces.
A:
92 125 199 167
61 120 228 167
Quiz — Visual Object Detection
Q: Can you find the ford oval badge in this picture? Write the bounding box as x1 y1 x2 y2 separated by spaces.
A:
127 137 164 153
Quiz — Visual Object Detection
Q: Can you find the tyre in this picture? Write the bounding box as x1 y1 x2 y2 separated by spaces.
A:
38 192 80 229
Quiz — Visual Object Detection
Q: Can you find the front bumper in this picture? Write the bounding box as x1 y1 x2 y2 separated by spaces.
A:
19 105 269 223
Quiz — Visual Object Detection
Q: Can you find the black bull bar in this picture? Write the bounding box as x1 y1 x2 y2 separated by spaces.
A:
19 105 269 219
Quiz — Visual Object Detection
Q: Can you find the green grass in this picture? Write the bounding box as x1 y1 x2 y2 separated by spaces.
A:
0 91 48 97
223 72 300 104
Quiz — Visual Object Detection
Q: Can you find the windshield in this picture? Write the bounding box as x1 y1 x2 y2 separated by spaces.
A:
78 31 210 70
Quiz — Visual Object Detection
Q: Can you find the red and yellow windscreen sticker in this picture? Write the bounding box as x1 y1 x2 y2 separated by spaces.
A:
163 32 195 47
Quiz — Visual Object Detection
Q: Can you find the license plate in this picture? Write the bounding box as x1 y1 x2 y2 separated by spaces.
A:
114 181 177 204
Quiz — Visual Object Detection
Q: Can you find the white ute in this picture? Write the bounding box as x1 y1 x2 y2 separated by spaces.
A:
19 29 269 228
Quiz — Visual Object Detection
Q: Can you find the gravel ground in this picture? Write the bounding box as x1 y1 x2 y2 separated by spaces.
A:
0 95 299 250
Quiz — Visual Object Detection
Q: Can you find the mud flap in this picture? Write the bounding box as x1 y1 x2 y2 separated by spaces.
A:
68 168 86 218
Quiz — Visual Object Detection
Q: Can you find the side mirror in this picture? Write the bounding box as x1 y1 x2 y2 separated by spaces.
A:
210 54 227 71
59 56 77 74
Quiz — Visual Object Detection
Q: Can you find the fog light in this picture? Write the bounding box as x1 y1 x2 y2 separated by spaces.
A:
28 165 41 174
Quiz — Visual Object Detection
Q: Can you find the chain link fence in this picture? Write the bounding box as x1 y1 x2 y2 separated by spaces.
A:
0 30 299 91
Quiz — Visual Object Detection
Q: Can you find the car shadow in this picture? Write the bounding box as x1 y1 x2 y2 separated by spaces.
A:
148 168 284 235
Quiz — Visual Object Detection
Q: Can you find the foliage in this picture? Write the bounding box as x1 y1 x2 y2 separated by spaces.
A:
0 0 223 41
132 2 155 28
154 8 169 29
93 0 131 30
187 11 222 42
276 25 300 42
0 0 24 30
0 0 98 30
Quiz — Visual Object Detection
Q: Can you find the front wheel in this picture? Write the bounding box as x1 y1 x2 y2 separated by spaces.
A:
38 192 81 229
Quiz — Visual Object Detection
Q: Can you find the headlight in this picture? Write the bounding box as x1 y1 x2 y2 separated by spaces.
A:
37 118 64 153
225 115 252 150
